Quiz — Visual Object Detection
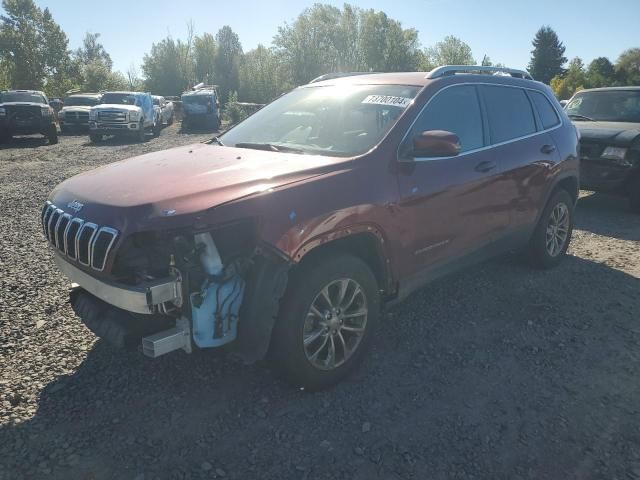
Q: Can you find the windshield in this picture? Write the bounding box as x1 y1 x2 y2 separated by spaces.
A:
101 93 138 105
0 91 46 104
183 94 213 105
566 90 640 123
64 96 100 107
221 84 420 157
152 97 160 105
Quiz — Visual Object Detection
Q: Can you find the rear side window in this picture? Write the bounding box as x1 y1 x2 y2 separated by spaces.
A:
482 86 536 143
529 91 560 129
411 85 483 153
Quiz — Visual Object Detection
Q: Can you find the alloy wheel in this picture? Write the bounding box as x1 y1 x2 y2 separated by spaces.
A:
302 278 368 371
546 202 570 257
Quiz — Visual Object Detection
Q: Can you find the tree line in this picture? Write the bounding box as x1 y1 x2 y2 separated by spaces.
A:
1 0 638 104
528 26 639 99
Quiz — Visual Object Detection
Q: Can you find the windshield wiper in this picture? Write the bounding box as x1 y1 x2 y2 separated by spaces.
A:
233 142 305 154
207 136 224 146
568 114 595 121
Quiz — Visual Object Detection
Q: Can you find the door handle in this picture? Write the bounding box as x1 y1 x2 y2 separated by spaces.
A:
541 144 556 154
474 160 497 173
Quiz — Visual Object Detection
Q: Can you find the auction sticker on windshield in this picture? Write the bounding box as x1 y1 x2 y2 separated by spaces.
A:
362 95 413 108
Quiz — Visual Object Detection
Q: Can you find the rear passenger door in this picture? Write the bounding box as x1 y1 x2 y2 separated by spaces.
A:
396 84 509 277
478 85 561 235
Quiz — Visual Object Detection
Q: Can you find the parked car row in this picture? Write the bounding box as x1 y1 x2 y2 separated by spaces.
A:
0 89 179 145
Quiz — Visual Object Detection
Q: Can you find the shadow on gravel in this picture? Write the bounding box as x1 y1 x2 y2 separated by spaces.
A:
575 192 640 241
2 255 640 479
0 136 50 150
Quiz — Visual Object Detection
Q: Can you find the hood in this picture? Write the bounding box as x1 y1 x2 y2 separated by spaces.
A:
0 101 47 108
575 121 640 146
50 143 343 221
92 104 141 112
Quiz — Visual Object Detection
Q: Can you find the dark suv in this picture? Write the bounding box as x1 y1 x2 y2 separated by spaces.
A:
565 87 640 212
43 66 579 389
0 90 58 144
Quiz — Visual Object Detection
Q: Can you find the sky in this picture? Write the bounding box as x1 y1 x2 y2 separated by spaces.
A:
10 0 640 74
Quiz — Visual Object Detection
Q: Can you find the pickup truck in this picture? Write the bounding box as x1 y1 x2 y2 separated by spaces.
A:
0 90 58 144
152 95 174 126
88 91 159 143
58 93 102 134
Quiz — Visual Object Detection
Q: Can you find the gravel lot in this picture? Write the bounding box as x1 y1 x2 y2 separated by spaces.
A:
1 126 639 480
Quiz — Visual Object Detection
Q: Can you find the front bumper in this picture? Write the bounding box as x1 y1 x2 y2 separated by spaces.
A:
1 119 52 135
54 254 182 314
580 158 637 192
89 121 141 135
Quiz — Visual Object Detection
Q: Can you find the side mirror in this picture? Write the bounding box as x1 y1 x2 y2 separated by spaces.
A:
411 130 461 158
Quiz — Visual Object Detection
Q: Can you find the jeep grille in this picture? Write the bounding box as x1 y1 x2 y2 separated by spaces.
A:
41 201 118 272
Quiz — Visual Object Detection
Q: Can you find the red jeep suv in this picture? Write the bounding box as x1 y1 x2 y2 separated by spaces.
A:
43 66 579 389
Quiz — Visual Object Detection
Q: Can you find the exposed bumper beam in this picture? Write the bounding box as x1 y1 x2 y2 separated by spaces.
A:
54 254 181 314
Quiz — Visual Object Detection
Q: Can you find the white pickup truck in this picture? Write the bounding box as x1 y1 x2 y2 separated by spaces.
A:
88 91 160 143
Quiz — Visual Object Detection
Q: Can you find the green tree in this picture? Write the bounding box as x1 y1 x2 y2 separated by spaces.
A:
425 36 475 66
0 0 72 90
214 26 243 103
585 57 615 88
550 57 586 99
193 33 216 84
528 26 566 84
615 48 640 85
239 45 288 103
142 36 193 95
75 32 112 69
273 4 421 86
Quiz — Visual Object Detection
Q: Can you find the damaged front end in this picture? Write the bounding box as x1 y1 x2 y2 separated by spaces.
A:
65 220 289 362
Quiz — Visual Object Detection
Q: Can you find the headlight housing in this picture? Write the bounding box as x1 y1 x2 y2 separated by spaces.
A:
0 107 5 116
602 146 628 161
129 110 140 121
41 107 51 117
89 110 97 121
58 110 65 118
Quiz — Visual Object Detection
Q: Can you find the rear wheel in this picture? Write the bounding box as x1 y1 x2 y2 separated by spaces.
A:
47 124 58 145
271 254 379 390
89 134 102 143
527 189 574 269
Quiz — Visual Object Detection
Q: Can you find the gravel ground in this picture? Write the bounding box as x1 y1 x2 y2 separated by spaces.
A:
1 127 639 480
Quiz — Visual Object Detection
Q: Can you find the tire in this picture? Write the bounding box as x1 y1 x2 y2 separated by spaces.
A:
89 134 102 143
527 189 574 269
152 119 161 138
136 121 145 142
47 124 58 145
270 254 380 390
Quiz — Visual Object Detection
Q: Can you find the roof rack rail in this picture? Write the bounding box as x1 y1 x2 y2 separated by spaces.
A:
309 72 378 83
426 65 533 80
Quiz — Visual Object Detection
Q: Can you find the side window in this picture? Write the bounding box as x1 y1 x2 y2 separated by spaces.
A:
481 86 536 143
410 85 484 154
529 91 560 129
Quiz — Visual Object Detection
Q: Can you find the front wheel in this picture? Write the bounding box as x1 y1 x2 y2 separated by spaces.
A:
527 189 574 269
47 124 58 145
136 121 145 142
271 254 380 390
89 134 102 143
152 119 161 137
